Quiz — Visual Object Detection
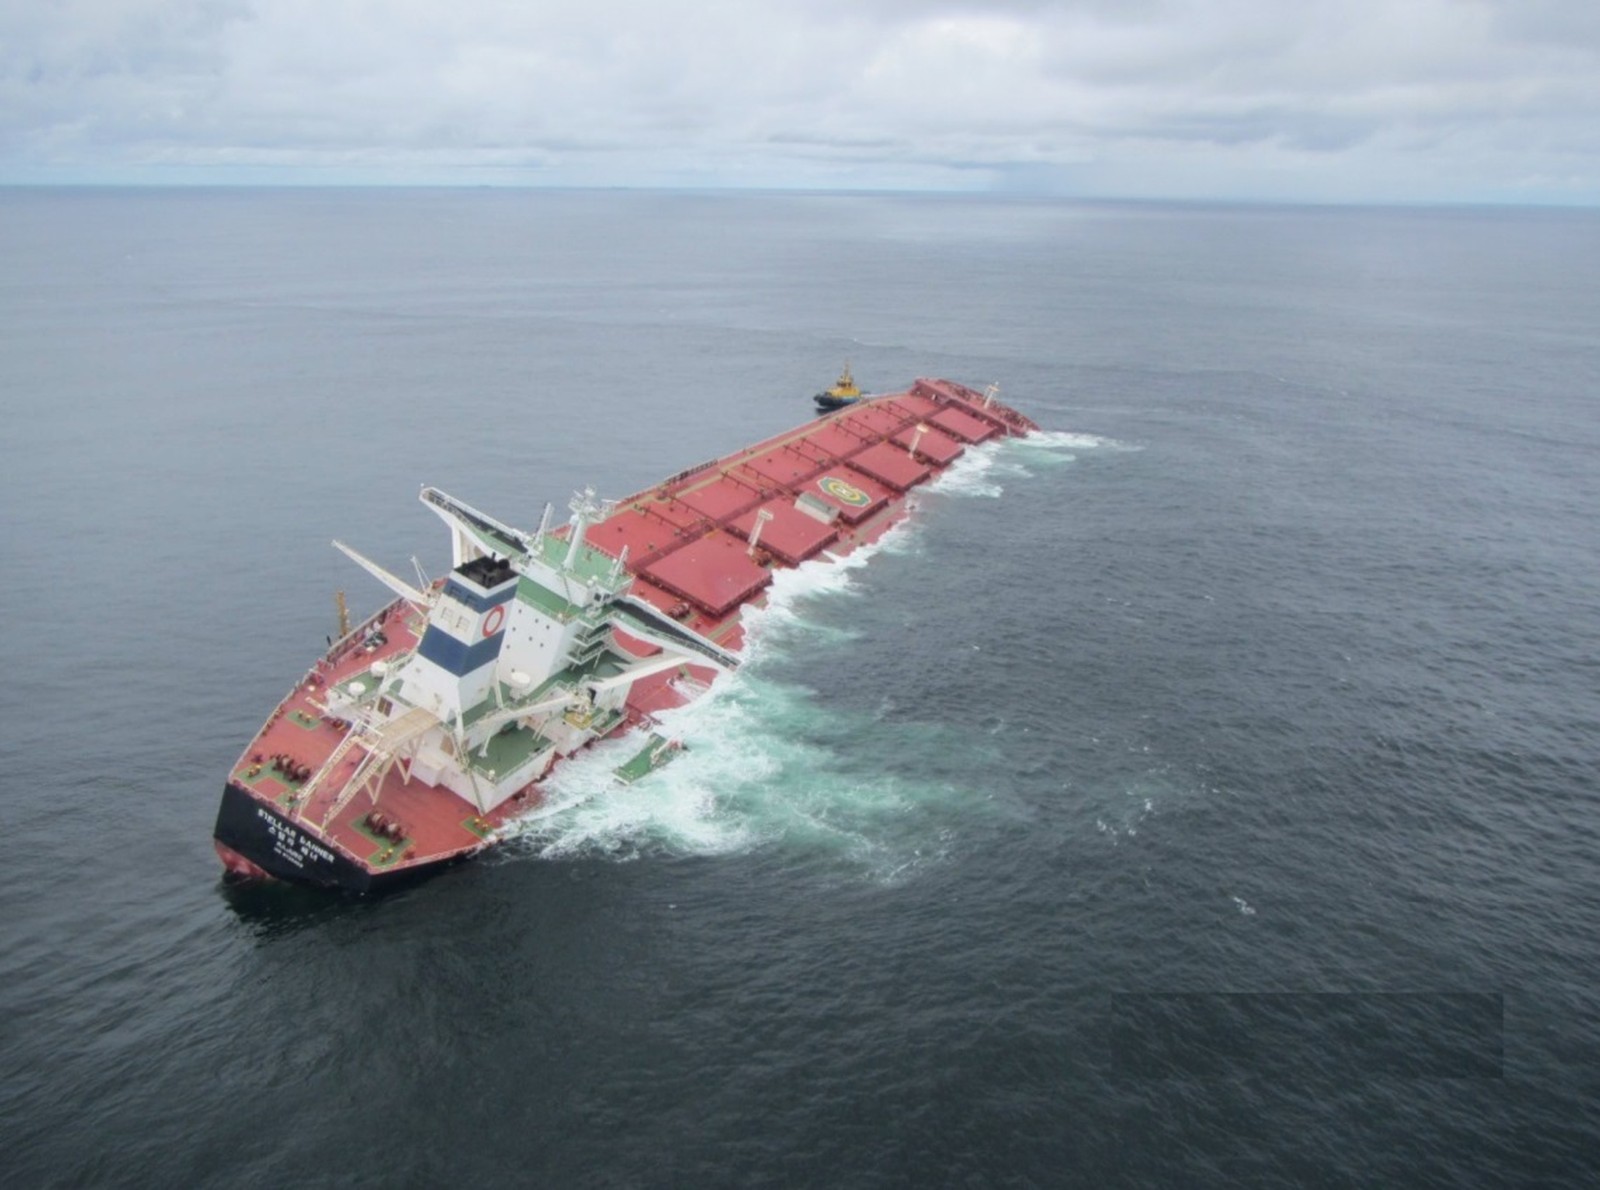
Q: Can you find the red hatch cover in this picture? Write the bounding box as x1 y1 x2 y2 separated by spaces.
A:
588 506 703 567
635 495 705 530
799 420 872 464
841 404 915 439
808 466 894 525
676 473 766 523
891 423 964 465
913 378 984 405
730 496 839 566
892 393 943 421
783 434 835 469
741 446 822 489
931 405 1001 444
641 530 773 617
849 440 932 492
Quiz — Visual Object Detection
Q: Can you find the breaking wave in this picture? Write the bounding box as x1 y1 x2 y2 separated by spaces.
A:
926 440 1006 497
503 426 1110 874
921 426 1130 497
502 522 956 877
505 666 963 883
1028 430 1131 452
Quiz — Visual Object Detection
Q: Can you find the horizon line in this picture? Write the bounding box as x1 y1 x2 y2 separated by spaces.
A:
1 179 1596 213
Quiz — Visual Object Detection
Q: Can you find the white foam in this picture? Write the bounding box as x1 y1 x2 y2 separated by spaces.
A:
736 521 908 652
502 426 1116 873
503 688 763 861
1028 430 1125 451
506 662 956 881
503 523 948 871
928 440 1005 498
1093 783 1165 843
919 427 1131 500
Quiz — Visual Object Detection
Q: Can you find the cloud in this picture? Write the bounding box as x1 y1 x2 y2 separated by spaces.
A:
2 0 1598 201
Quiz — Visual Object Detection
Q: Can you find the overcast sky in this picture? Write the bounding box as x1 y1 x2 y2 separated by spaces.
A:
4 0 1598 202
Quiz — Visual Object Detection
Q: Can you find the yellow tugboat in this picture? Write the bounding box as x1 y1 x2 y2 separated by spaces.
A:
813 363 864 412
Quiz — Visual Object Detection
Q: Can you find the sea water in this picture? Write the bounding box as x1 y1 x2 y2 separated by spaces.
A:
1 189 1597 1186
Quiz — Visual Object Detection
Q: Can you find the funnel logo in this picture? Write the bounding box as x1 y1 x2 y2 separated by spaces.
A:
819 476 870 507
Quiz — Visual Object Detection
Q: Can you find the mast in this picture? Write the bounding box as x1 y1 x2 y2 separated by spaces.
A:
564 486 610 570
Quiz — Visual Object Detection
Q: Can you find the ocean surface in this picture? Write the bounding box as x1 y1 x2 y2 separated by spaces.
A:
1 188 1597 1187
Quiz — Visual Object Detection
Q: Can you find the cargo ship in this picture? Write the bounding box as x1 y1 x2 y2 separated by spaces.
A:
214 378 1038 893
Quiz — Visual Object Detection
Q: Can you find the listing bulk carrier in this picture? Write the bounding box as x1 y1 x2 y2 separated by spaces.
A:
214 378 1038 892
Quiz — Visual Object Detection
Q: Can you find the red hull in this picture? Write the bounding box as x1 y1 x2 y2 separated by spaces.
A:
214 839 271 882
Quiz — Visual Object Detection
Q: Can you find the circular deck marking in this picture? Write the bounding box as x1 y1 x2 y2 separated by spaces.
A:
482 605 506 636
819 475 871 507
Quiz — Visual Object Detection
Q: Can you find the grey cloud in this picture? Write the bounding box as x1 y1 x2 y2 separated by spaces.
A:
1487 0 1600 47
1 0 1598 202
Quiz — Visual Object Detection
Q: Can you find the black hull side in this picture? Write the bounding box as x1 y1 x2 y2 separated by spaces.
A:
213 781 466 895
